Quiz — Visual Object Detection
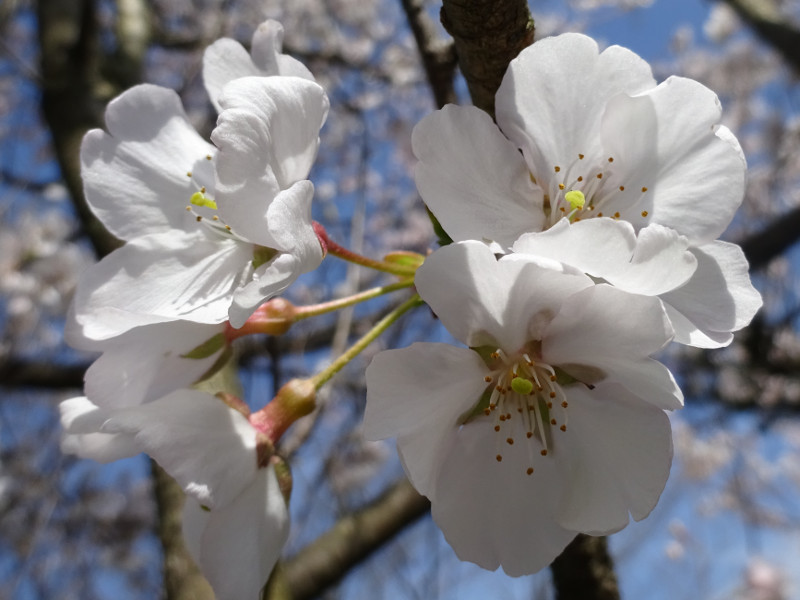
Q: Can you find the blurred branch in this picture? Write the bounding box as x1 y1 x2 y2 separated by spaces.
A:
0 361 85 389
439 0 534 116
400 0 458 108
721 0 800 73
284 479 430 600
550 535 620 600
36 0 121 257
151 463 214 600
740 205 800 270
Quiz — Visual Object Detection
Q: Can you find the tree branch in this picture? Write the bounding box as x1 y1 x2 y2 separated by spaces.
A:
400 0 458 108
439 0 534 116
0 361 86 389
284 478 430 600
721 0 800 74
36 0 121 257
550 535 620 600
739 205 800 270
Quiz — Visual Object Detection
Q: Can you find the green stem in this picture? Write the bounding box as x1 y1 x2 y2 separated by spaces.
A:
310 294 424 389
293 279 414 321
314 222 417 277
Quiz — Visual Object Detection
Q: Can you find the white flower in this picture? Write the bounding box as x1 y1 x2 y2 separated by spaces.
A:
74 68 328 340
64 389 288 599
412 33 760 347
203 19 315 112
60 320 226 461
364 241 677 575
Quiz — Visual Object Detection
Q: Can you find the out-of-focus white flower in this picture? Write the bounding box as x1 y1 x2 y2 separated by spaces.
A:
364 242 677 575
412 33 760 347
63 389 288 599
73 73 328 340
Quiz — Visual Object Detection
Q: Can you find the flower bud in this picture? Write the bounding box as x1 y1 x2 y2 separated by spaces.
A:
226 297 296 341
249 378 317 444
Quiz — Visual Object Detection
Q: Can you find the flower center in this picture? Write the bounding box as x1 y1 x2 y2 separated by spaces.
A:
183 154 234 236
543 153 651 227
480 348 570 477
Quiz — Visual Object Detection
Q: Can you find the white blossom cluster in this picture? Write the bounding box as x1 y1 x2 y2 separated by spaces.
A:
58 22 761 597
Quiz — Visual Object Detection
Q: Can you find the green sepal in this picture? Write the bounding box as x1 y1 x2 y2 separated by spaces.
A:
426 206 453 247
382 251 425 268
193 346 236 392
181 333 225 359
253 245 279 269
470 345 502 369
458 384 493 425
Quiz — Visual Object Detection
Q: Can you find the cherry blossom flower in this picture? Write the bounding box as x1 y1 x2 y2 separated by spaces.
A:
64 389 289 600
411 32 760 347
364 241 677 575
73 65 328 340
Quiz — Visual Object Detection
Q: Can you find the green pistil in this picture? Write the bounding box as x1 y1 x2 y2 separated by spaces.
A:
253 246 279 269
511 376 534 395
190 192 217 210
565 190 585 211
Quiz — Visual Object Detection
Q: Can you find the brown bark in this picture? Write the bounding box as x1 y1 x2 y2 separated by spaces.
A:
550 535 621 600
284 479 430 600
440 0 534 116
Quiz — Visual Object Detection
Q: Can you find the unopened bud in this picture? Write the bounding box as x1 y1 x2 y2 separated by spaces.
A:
226 297 296 341
249 378 317 444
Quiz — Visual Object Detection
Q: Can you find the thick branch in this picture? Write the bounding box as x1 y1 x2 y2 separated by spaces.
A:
440 0 534 116
721 0 800 73
550 535 620 600
284 479 430 600
0 361 86 389
400 0 458 108
740 205 800 270
151 463 214 600
36 0 121 257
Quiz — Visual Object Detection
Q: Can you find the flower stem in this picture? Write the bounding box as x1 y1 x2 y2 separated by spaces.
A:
293 279 414 321
310 294 424 389
314 222 418 277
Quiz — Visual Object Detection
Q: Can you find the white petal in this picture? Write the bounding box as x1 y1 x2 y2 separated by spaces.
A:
601 76 745 244
203 40 263 113
422 417 577 575
660 241 762 348
554 384 673 533
203 21 314 112
101 390 257 508
214 76 328 193
73 229 252 340
183 466 289 600
412 105 544 247
229 253 301 328
513 219 697 296
415 241 590 350
250 20 314 81
496 33 655 187
364 343 490 496
84 321 224 408
81 84 216 241
543 285 682 409
59 397 139 462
